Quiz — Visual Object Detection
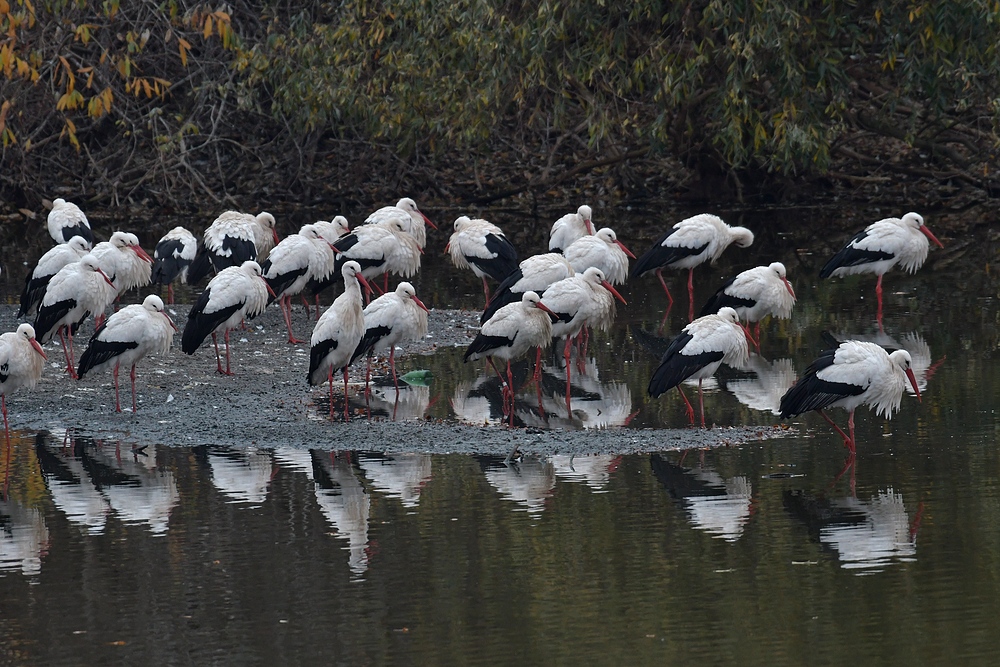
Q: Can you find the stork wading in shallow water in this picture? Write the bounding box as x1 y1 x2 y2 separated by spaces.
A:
631 214 754 322
699 262 797 350
181 260 273 375
819 212 943 329
151 226 198 305
480 253 574 324
46 198 94 245
349 281 430 398
364 197 436 250
77 295 177 413
308 261 372 421
464 291 556 426
0 324 46 496
538 267 627 415
446 216 519 304
33 255 117 379
563 227 635 286
778 340 921 455
18 236 91 319
647 307 749 428
548 205 595 253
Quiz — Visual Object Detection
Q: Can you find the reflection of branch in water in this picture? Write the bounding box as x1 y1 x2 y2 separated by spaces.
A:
649 454 753 542
783 486 917 572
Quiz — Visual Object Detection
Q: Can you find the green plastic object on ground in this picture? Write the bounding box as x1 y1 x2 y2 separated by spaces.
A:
400 370 433 387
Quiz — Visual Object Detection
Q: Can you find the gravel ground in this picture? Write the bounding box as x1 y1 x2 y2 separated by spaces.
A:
2 304 785 455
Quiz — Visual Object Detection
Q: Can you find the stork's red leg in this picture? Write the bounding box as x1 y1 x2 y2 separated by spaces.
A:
130 364 138 413
875 274 884 331
506 361 515 427
390 347 399 392
564 335 573 416
847 410 857 454
687 268 696 322
482 277 491 306
1 395 9 502
677 385 695 425
328 367 335 419
655 268 674 305
818 409 853 451
58 328 75 378
167 283 175 305
113 363 121 413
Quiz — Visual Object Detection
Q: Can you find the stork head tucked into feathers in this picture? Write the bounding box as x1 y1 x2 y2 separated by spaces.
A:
143 294 178 331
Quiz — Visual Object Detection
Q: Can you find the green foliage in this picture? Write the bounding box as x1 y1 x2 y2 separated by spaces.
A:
240 0 1000 175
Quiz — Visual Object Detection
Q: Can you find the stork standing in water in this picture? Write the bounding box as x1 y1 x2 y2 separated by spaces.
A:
563 227 635 285
0 324 46 495
480 253 574 324
464 291 556 426
350 281 430 398
548 205 595 253
33 255 117 378
779 340 921 454
819 212 943 329
77 295 177 413
446 216 519 304
181 260 273 375
699 262 796 350
364 197 436 250
538 267 627 414
151 226 198 305
18 236 91 318
631 214 754 322
188 211 279 283
647 307 749 427
262 224 338 343
313 219 420 298
46 198 94 245
308 261 372 420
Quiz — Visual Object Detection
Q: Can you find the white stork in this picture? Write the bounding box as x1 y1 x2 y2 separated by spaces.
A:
18 236 91 318
313 219 420 297
563 227 635 285
819 212 943 328
151 226 198 305
262 224 338 344
77 295 177 413
0 324 46 454
647 307 749 427
365 197 436 249
91 231 154 300
313 216 351 244
631 214 754 321
33 255 117 378
308 261 372 420
480 252 574 324
548 205 594 253
349 281 430 394
188 211 278 283
538 267 627 413
181 260 273 375
699 262 796 349
464 291 556 425
46 198 94 245
779 340 921 454
446 215 519 303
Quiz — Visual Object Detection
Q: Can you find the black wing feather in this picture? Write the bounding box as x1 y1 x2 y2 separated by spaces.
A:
210 237 256 273
181 287 243 354
58 224 94 246
18 270 52 318
263 264 308 304
647 331 725 397
778 347 864 417
187 246 214 285
464 333 516 362
699 275 757 316
469 234 519 282
77 337 139 379
630 235 709 279
480 268 526 324
151 239 192 285
34 298 78 344
819 230 894 278
308 338 341 385
350 324 392 366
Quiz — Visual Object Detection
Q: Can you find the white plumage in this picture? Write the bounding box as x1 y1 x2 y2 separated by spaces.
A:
18 236 91 318
262 225 337 343
151 226 198 304
309 261 371 420
0 324 47 443
779 340 921 453
77 295 176 413
91 231 153 297
365 197 435 249
820 212 944 327
479 252 574 324
446 216 519 301
647 307 750 427
323 219 421 294
631 214 754 320
46 198 93 245
34 255 118 378
700 261 796 349
181 260 272 375
563 227 635 285
350 281 429 392
548 205 594 253
312 216 351 244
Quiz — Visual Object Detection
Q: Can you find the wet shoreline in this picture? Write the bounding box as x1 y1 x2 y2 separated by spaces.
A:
2 304 783 455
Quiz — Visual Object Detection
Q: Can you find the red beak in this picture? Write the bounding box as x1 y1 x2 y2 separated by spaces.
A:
615 239 636 259
443 242 451 255
133 246 153 263
536 301 557 318
98 269 116 288
163 312 179 332
328 242 341 254
271 229 281 246
30 338 47 360
601 280 627 305
782 276 796 299
356 273 373 296
262 278 277 298
905 368 921 402
920 225 944 248
421 212 437 230
412 295 430 313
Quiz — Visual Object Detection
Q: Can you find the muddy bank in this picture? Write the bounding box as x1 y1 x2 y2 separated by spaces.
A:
1 304 784 455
